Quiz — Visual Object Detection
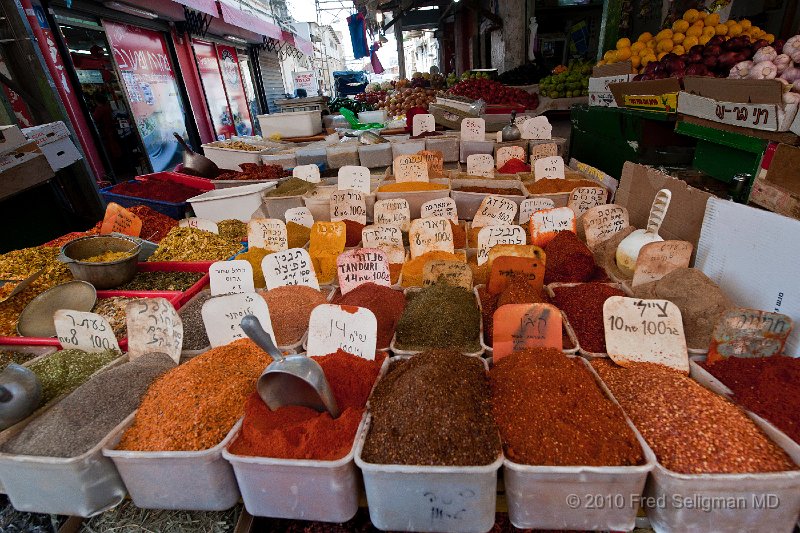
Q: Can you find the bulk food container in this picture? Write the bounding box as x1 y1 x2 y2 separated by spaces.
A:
450 179 528 220
200 142 269 171
374 178 450 219
188 182 275 222
257 111 323 138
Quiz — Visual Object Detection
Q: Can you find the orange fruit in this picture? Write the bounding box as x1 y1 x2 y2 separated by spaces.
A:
683 36 699 49
641 54 657 66
686 26 703 38
703 26 717 37
699 34 712 45
631 42 646 52
658 39 675 52
657 52 668 60
616 38 631 50
603 50 617 61
672 20 690 33
631 56 641 68
672 32 685 44
616 47 632 60
715 24 728 36
673 45 686 56
656 29 673 41
740 19 752 29
683 9 700 23
765 33 775 43
705 13 720 26
728 24 743 37
638 32 653 43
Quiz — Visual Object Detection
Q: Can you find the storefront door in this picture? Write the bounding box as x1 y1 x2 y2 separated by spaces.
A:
193 39 235 140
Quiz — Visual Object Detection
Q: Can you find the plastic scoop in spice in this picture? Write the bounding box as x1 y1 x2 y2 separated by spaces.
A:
240 315 340 418
0 364 41 430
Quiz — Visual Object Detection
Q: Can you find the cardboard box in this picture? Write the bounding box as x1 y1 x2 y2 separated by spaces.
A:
0 142 55 200
749 143 800 220
0 125 27 155
615 161 715 262
678 77 798 132
569 157 619 199
22 121 82 171
609 79 681 113
589 62 634 108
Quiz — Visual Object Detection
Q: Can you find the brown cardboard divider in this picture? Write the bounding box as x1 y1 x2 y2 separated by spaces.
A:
610 79 682 107
682 76 783 105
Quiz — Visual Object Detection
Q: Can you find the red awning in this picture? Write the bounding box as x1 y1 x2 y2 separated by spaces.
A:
294 36 313 55
217 1 282 39
280 30 295 47
173 0 218 17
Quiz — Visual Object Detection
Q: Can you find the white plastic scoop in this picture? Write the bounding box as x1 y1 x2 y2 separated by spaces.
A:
616 189 672 278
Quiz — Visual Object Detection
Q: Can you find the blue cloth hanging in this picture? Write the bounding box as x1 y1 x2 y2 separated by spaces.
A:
347 13 370 59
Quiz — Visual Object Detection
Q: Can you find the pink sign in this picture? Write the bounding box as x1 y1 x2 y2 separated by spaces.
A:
193 40 234 139
217 45 253 136
336 248 391 295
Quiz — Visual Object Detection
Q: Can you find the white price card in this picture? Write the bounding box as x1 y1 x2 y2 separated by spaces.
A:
530 142 558 163
423 260 472 289
248 218 287 251
632 240 693 288
460 117 486 141
285 206 314 228
373 198 411 232
307 304 377 360
496 146 526 170
529 206 577 247
209 260 255 296
604 296 689 374
582 204 630 250
409 216 455 258
330 190 367 225
179 217 219 234
472 195 518 228
519 116 552 140
707 308 793 363
477 224 526 266
338 166 371 194
362 223 403 248
421 197 458 223
467 154 494 177
125 298 183 363
394 154 429 182
336 248 391 294
567 186 607 217
534 156 565 180
519 198 556 225
201 292 274 348
412 113 436 137
54 310 120 354
293 164 321 183
262 248 319 290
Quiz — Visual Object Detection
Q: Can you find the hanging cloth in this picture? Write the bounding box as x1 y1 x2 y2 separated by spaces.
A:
347 13 370 59
370 43 384 74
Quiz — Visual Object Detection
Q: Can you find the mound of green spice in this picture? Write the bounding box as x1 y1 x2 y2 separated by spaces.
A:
28 348 120 406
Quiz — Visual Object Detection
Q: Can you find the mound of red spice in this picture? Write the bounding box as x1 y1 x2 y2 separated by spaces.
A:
543 230 606 284
230 350 385 460
109 179 205 203
701 355 800 445
332 283 406 349
551 283 625 354
343 219 365 247
497 158 530 174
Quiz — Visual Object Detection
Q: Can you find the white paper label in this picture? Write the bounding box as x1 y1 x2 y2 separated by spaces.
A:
632 240 693 288
337 165 371 194
496 146 526 170
530 142 558 162
248 218 288 251
519 198 556 224
496 131 503 142
460 117 486 141
582 204 630 249
306 304 377 360
262 248 320 290
330 190 367 225
373 198 411 232
285 206 314 228
412 113 436 137
201 292 275 348
421 197 458 223
534 156 565 180
604 296 689 373
393 154 429 182
125 298 183 363
336 248 391 294
467 154 494 177
179 217 219 234
293 164 321 183
472 195 518 228
567 186 607 217
361 223 403 248
209 260 255 296
54 310 120 353
409 216 455 258
519 116 552 140
530 207 577 238
477 225 526 266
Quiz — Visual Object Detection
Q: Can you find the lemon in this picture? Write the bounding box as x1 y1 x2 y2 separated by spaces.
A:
672 20 690 33
656 29 673 41
683 9 700 23
638 32 653 43
616 38 632 50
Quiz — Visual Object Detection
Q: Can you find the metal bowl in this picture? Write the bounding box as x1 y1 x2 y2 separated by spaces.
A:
17 280 97 337
59 235 141 289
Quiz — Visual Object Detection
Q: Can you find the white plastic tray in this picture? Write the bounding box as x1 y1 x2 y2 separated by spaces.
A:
188 182 275 222
450 179 528 220
591 361 800 533
201 142 269 171
103 415 241 511
222 357 390 521
390 286 483 357
503 358 653 530
375 178 450 219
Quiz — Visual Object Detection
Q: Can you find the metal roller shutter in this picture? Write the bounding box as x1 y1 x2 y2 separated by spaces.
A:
258 49 287 114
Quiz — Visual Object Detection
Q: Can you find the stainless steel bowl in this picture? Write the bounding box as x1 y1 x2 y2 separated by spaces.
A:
59 235 141 289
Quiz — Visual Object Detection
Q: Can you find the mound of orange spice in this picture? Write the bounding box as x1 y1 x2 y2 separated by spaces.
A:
230 350 385 460
116 339 271 452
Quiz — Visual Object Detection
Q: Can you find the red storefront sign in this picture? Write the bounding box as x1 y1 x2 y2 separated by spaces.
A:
193 40 235 139
216 44 253 136
103 21 188 172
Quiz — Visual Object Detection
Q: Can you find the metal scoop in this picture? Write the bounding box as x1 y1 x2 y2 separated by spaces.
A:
0 268 43 304
240 315 340 418
173 133 220 178
0 364 41 430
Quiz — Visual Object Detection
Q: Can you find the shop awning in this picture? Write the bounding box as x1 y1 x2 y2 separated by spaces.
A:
173 0 218 17
294 36 313 55
217 1 282 39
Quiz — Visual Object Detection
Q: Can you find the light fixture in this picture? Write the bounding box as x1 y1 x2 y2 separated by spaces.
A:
224 35 248 44
103 1 159 19
376 11 383 23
